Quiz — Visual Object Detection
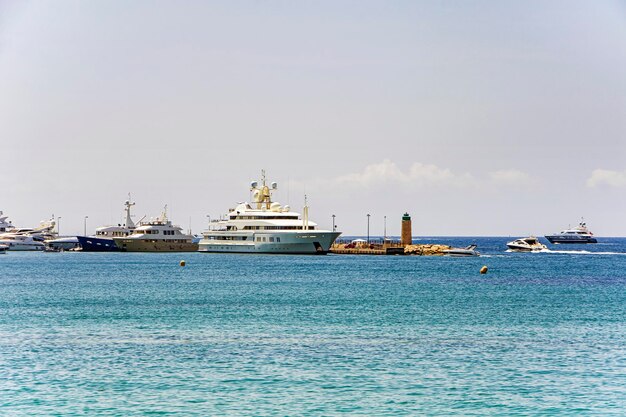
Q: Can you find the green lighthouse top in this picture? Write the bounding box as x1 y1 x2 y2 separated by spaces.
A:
402 212 411 221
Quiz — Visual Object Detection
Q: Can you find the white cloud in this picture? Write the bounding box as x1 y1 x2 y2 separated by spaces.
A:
489 169 532 186
333 159 473 187
587 169 626 188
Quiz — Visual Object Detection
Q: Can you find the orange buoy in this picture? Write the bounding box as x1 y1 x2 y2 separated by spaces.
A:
180 260 186 267
480 265 488 274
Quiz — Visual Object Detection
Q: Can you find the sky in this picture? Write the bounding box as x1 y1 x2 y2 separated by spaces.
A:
1 0 625 236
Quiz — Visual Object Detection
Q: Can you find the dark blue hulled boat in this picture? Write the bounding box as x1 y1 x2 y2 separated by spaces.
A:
76 235 121 251
545 220 597 244
76 198 139 252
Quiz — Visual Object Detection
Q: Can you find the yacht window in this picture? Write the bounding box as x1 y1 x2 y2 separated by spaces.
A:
276 237 280 242
269 237 274 242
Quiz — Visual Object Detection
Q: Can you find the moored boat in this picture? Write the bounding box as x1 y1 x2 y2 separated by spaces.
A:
0 215 55 251
113 206 198 252
45 236 80 251
199 171 341 254
0 234 45 251
76 198 138 251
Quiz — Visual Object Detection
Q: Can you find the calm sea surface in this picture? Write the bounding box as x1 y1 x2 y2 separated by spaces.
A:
1 237 626 416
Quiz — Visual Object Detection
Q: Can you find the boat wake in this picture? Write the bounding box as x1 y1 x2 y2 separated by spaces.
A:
506 249 626 256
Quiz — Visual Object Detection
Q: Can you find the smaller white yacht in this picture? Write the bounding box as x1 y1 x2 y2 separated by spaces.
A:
0 244 8 254
199 172 341 254
0 234 45 251
7 217 56 241
507 236 547 252
113 206 198 252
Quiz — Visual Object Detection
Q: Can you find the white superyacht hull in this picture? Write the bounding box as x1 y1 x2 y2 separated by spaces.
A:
0 241 45 251
198 231 341 254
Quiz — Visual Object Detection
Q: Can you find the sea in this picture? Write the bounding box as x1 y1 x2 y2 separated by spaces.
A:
1 237 625 416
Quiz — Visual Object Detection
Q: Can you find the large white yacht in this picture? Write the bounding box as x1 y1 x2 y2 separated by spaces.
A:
198 173 341 254
113 206 198 252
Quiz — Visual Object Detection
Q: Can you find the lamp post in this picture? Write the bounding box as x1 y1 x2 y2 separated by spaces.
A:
332 214 336 231
84 216 88 236
57 216 62 236
367 213 371 244
384 215 387 241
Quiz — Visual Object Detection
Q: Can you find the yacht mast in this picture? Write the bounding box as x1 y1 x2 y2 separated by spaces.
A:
124 193 136 228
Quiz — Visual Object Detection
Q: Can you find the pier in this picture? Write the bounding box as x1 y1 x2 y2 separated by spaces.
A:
329 239 452 256
330 239 406 255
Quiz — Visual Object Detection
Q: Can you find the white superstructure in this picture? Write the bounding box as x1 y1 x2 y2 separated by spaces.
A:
199 172 341 254
0 212 15 233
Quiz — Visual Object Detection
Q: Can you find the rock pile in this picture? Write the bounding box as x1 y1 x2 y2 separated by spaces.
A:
404 244 452 256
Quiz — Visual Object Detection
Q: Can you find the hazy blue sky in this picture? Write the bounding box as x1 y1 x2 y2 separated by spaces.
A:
1 0 625 236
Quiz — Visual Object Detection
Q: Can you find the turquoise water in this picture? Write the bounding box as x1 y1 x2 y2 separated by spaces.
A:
1 237 626 415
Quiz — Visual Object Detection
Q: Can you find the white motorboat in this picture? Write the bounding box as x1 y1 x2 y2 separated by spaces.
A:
443 244 480 257
0 244 7 254
199 171 341 254
506 236 547 252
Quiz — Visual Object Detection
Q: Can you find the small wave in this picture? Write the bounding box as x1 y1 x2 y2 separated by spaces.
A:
546 249 626 255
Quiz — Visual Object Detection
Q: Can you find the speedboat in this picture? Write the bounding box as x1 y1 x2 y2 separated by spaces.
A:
76 198 139 251
199 171 341 254
507 236 547 252
113 206 198 252
442 244 480 257
545 219 597 244
0 244 7 254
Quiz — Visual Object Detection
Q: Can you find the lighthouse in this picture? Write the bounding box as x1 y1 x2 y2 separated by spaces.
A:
401 212 412 246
